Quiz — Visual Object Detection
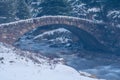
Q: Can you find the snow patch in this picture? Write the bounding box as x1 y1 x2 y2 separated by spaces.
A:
49 37 72 43
107 10 120 19
33 28 71 39
0 43 101 80
88 8 100 13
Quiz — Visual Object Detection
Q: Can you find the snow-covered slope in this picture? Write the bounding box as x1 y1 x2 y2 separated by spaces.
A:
0 43 101 80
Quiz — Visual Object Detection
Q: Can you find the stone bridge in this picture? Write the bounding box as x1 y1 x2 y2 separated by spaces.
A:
0 16 104 44
0 16 120 52
0 16 120 53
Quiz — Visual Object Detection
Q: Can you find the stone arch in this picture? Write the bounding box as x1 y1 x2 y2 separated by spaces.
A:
0 16 105 45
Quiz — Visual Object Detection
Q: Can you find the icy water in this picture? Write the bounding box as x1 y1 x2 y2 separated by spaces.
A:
15 25 120 80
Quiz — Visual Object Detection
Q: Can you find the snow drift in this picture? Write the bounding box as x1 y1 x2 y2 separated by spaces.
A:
0 42 102 80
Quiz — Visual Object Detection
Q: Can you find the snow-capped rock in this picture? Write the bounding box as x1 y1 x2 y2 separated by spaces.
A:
33 28 72 44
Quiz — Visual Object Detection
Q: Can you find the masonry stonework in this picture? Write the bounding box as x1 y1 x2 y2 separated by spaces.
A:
0 16 99 44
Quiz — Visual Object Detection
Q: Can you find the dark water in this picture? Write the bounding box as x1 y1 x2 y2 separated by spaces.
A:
15 24 120 80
